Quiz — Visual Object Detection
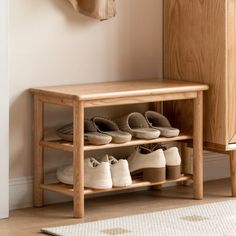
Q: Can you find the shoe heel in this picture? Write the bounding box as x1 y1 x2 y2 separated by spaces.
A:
143 168 166 182
166 165 181 180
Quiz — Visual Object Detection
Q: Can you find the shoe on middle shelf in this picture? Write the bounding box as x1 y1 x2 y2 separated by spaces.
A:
56 119 112 145
100 155 132 187
116 112 161 140
145 111 180 138
93 117 132 144
128 146 166 182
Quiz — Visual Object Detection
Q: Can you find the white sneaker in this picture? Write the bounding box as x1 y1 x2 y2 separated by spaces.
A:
57 158 113 189
57 165 73 185
84 157 112 189
101 155 132 187
128 147 166 182
164 147 182 180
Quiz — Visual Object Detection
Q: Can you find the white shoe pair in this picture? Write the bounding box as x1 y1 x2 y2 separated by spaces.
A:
56 155 132 189
128 146 181 182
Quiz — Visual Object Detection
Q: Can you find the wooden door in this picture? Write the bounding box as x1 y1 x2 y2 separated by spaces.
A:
227 0 236 145
164 0 228 149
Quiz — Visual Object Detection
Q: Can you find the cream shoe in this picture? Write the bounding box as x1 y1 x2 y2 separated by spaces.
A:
128 147 166 182
84 157 112 189
56 165 73 185
57 158 113 189
164 147 182 180
101 155 132 187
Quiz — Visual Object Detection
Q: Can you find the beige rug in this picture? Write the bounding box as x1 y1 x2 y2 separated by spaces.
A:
42 200 236 236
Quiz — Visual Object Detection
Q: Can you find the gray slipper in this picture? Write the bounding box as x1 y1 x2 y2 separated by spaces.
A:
92 117 132 144
56 120 112 145
116 112 161 140
145 111 180 137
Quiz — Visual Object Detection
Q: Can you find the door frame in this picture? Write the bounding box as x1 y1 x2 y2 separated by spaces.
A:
0 0 9 219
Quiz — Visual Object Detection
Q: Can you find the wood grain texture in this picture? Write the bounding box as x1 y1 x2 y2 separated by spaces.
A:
230 151 236 196
73 101 84 218
193 92 203 200
84 92 197 108
30 79 208 101
227 0 236 144
40 133 193 152
39 175 193 197
33 95 44 207
164 0 227 146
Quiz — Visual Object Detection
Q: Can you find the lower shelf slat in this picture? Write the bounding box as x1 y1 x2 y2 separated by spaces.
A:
40 175 193 197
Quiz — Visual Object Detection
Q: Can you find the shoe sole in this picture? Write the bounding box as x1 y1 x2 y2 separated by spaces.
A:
131 167 166 182
166 165 181 180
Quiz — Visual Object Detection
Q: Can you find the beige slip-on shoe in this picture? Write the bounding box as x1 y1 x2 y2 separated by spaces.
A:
116 112 161 140
56 119 112 145
145 111 180 138
93 117 132 144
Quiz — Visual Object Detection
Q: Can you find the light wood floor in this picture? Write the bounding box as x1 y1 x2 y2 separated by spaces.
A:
0 178 234 236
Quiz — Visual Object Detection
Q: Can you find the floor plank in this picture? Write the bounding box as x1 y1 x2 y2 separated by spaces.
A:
0 178 233 236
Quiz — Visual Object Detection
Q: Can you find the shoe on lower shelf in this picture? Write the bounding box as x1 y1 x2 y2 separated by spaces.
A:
56 158 113 189
128 146 166 182
84 157 113 189
164 147 182 180
100 155 132 187
145 111 180 137
56 165 73 185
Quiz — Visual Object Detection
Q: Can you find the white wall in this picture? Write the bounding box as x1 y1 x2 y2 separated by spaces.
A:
0 0 9 218
9 0 163 178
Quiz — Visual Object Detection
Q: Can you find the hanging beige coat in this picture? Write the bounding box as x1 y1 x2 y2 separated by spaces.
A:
68 0 116 21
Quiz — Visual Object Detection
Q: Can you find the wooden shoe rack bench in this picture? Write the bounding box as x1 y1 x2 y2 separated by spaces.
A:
30 79 208 218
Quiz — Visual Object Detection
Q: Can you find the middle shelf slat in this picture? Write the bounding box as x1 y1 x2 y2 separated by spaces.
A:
40 133 192 152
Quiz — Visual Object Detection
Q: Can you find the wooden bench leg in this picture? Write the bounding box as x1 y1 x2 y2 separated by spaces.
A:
73 101 85 218
230 151 236 197
193 91 203 200
34 95 44 207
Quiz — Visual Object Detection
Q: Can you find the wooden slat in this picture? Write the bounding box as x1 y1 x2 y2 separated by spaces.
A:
40 183 74 197
40 175 193 197
193 92 203 200
40 133 193 152
39 95 73 107
34 95 44 207
230 151 236 197
30 79 208 101
73 101 85 218
84 92 197 108
40 140 74 152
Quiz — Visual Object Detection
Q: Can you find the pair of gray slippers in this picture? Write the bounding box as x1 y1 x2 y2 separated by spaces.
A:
56 111 180 145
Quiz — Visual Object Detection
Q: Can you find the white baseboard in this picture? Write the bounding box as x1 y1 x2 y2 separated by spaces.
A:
9 152 230 210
